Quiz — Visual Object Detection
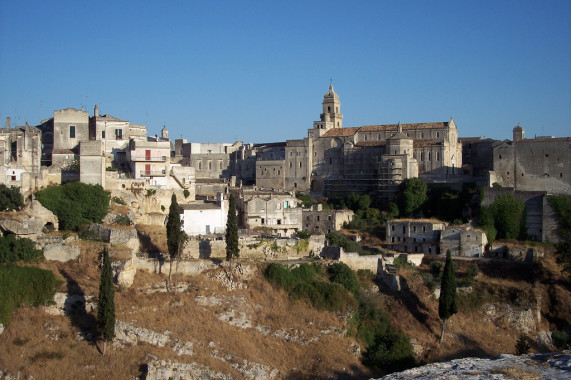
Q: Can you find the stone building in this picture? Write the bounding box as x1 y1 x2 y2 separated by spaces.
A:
79 140 105 187
386 219 447 254
126 138 171 187
180 193 227 236
440 225 488 257
301 204 354 234
492 126 570 195
236 189 301 237
0 120 42 191
38 108 89 167
88 104 147 169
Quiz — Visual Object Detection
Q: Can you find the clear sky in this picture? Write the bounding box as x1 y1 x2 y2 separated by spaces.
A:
1 0 570 143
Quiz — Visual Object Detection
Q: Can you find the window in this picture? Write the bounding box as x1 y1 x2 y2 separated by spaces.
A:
329 157 332 164
391 225 395 231
328 215 332 220
436 132 440 138
428 152 431 161
436 151 440 161
421 152 424 161
277 219 282 225
499 154 502 159
413 226 416 232
208 162 212 169
219 161 223 169
289 162 292 168
402 226 406 233
299 162 302 168
317 216 320 221
115 129 123 139
69 125 76 138
198 162 202 170
101 131 105 139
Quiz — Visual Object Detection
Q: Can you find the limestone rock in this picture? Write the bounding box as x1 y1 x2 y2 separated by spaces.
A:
0 323 4 336
44 292 95 316
23 200 59 230
376 351 571 380
0 215 44 237
43 243 80 262
115 259 137 288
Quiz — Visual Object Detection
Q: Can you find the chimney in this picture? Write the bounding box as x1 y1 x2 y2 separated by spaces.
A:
6 117 10 129
94 104 100 117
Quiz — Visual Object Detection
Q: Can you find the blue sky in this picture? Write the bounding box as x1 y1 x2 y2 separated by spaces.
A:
1 0 570 143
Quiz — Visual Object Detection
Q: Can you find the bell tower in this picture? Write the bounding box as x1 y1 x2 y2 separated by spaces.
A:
311 84 343 137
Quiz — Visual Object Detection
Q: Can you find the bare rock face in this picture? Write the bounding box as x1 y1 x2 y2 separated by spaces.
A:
43 243 80 262
44 292 95 316
23 200 59 230
376 351 571 380
0 215 44 238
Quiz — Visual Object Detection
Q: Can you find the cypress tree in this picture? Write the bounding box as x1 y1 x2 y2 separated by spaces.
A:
166 193 182 292
439 250 457 343
97 247 115 356
225 194 239 283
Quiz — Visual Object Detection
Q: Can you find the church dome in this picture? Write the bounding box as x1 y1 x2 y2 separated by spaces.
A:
324 84 339 100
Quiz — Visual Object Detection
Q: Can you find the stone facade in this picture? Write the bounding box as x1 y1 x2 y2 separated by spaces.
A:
301 204 354 234
440 225 488 257
0 124 42 191
236 189 301 237
38 108 89 167
386 219 447 254
127 138 171 186
80 140 105 187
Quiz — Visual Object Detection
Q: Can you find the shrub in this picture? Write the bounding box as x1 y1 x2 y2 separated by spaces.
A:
328 262 360 293
295 192 313 208
466 263 479 279
35 182 110 231
183 189 190 198
398 178 427 217
0 184 24 211
0 264 61 324
552 330 569 349
111 196 126 205
0 234 43 263
291 263 315 283
264 263 297 291
296 230 311 239
515 334 531 355
364 329 417 373
326 231 367 255
113 214 132 226
430 261 443 278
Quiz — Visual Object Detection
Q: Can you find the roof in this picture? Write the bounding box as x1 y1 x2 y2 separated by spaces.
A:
413 139 442 148
519 137 571 143
322 122 449 138
180 203 220 211
354 141 386 147
94 115 127 122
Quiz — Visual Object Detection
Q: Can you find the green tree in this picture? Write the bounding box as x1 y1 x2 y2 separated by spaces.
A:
225 194 239 284
328 262 360 293
439 250 458 343
97 247 115 356
295 192 313 208
0 184 24 211
398 178 427 216
166 194 182 292
35 182 110 231
0 234 44 263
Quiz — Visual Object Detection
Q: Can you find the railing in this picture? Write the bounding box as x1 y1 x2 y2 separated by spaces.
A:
140 170 166 177
131 156 168 162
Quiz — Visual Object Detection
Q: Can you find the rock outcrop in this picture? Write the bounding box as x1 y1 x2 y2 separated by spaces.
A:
43 243 81 262
377 351 571 380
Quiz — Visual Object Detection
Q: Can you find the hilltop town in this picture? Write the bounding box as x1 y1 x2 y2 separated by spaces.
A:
0 86 570 379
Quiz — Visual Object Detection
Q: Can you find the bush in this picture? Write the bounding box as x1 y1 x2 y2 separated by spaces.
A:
466 263 479 279
0 184 24 211
291 263 315 283
264 263 297 291
0 264 61 325
296 230 311 239
111 196 126 205
364 329 417 373
0 234 43 263
113 214 132 226
515 334 531 355
35 183 111 231
430 261 442 278
328 262 360 293
183 189 190 198
326 231 367 255
296 192 313 208
552 330 569 349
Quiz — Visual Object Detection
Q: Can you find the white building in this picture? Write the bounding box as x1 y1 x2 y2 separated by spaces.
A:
180 194 227 236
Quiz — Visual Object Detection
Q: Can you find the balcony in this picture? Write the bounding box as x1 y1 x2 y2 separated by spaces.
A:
131 155 168 162
140 170 166 177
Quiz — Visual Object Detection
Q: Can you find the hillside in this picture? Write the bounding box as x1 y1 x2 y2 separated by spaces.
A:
0 239 569 379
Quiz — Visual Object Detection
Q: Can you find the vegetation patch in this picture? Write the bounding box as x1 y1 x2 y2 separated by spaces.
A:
0 234 44 263
0 184 24 211
0 264 61 325
35 182 111 231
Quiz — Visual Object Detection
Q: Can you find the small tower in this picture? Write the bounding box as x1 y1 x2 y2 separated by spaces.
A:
513 124 524 141
311 84 344 137
321 84 343 129
161 125 169 139
94 104 100 117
